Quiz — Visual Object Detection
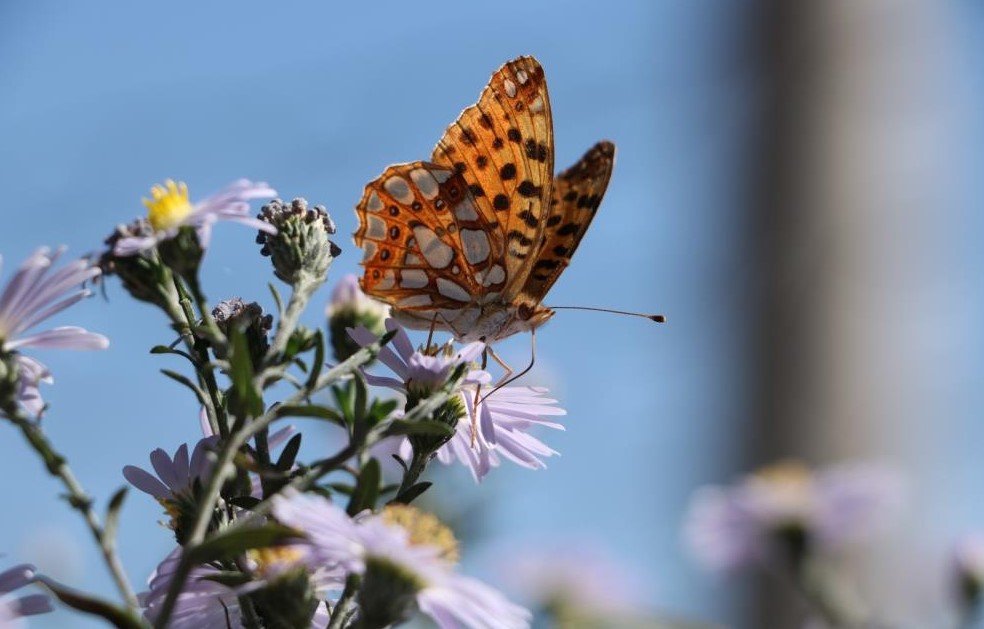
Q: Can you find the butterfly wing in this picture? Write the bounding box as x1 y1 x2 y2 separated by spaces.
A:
519 141 615 303
431 55 554 302
354 161 508 332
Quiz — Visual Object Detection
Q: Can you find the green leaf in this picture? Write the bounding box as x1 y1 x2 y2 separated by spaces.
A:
268 282 285 318
149 345 196 364
188 523 302 565
276 404 345 426
395 481 432 505
104 486 128 543
37 577 143 629
347 458 381 515
328 483 354 496
227 329 263 417
384 419 455 438
305 330 325 391
159 369 207 404
275 433 303 472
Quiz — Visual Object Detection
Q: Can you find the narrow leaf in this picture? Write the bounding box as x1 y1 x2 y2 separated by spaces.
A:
347 458 381 515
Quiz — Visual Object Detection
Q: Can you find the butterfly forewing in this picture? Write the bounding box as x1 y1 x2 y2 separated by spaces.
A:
431 56 554 301
520 140 615 302
354 161 509 325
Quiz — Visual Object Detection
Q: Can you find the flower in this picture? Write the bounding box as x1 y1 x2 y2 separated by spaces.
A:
141 546 333 629
496 541 647 621
256 198 340 285
349 319 487 398
271 490 531 629
326 274 389 363
351 320 565 481
112 179 277 257
683 461 903 573
951 533 984 610
437 385 564 482
0 247 108 416
123 411 295 542
140 549 243 629
0 564 53 626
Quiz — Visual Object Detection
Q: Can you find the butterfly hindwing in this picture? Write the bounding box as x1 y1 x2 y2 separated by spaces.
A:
520 141 615 302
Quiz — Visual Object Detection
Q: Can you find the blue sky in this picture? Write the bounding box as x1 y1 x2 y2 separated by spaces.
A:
9 2 983 628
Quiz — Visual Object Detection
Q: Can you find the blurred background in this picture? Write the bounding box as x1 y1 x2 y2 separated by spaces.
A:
1 1 983 627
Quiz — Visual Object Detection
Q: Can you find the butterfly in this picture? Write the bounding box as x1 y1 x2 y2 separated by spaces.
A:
354 56 614 344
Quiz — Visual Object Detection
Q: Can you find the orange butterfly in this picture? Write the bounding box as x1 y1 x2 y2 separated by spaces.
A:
354 56 614 344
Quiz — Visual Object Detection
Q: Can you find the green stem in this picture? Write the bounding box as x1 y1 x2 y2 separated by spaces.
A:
265 273 322 363
7 409 140 612
327 575 360 629
172 275 226 438
790 556 868 628
393 447 431 505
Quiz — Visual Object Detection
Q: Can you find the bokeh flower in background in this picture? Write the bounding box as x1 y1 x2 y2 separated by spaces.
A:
684 461 904 573
0 247 108 416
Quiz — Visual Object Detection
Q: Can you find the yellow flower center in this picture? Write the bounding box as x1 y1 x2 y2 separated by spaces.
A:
143 180 193 231
247 546 305 577
753 460 811 487
381 504 459 565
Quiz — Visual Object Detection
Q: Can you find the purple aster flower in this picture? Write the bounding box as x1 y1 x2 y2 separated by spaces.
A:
0 564 53 626
113 179 277 256
348 319 487 398
438 385 564 482
271 490 532 629
0 247 108 416
684 461 903 573
123 411 296 535
351 320 565 481
141 544 336 629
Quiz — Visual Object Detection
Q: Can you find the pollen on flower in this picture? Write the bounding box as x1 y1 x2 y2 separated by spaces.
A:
143 180 193 231
381 504 459 565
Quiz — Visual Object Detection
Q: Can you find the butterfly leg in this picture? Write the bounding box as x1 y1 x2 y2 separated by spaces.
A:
479 328 537 405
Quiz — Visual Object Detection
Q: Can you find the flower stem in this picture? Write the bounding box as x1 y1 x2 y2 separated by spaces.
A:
266 272 321 362
791 557 869 628
327 575 360 629
172 275 227 438
7 409 139 612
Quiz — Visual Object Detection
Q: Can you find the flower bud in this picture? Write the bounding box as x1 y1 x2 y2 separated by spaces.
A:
100 219 182 309
326 275 389 362
211 298 273 368
256 198 340 286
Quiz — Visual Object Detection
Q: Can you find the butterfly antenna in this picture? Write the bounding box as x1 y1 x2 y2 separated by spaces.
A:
550 305 666 323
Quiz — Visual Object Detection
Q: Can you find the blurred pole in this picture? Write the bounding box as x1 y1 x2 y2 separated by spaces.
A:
748 0 956 626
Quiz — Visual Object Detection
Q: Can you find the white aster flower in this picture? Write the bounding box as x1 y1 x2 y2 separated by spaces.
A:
113 179 277 256
684 461 903 573
0 247 108 416
272 490 532 629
